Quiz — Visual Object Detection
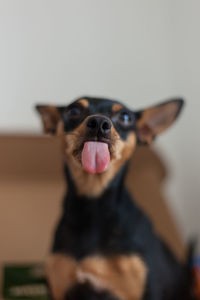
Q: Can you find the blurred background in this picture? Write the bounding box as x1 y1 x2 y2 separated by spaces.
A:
0 0 199 262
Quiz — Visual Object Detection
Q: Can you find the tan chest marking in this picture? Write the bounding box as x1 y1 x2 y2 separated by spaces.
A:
46 254 147 300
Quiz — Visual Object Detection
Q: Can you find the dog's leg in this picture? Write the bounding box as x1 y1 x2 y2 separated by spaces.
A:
46 254 77 300
78 255 147 300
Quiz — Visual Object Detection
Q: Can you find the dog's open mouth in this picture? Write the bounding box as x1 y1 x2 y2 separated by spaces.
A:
81 141 110 174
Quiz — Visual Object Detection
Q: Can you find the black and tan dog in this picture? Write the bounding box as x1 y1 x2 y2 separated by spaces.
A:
36 96 193 300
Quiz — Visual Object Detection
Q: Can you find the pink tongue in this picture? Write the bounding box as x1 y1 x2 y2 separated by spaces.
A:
81 141 110 174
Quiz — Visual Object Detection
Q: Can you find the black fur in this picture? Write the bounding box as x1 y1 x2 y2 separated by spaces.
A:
65 282 119 300
38 97 194 300
57 96 137 140
53 164 191 300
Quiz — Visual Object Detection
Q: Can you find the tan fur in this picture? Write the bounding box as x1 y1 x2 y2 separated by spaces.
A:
46 254 77 300
80 255 147 300
46 254 147 300
37 105 137 197
59 118 136 197
137 102 180 144
112 103 123 112
77 98 89 108
37 106 60 134
42 109 137 197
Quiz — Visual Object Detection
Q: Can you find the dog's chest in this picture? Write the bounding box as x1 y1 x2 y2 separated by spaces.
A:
53 193 147 259
46 253 147 300
50 195 149 299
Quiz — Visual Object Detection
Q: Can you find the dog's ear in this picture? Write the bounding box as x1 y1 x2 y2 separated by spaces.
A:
135 98 184 144
35 105 61 134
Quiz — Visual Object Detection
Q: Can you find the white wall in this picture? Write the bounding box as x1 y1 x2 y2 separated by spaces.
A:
0 0 199 248
164 0 200 246
0 0 174 131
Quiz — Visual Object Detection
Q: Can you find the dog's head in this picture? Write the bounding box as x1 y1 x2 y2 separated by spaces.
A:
36 96 184 197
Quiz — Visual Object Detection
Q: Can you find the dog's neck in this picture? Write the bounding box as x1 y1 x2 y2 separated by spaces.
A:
52 162 141 258
63 163 128 208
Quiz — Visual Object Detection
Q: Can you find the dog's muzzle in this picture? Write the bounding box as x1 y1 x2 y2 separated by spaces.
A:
81 115 112 174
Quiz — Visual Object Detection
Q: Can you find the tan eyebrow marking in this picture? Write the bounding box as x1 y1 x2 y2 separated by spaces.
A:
77 99 89 108
112 103 123 112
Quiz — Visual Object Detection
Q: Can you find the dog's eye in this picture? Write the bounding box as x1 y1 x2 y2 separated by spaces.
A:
66 107 81 118
118 111 133 127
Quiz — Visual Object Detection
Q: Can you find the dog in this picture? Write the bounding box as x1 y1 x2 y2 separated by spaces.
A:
36 96 194 300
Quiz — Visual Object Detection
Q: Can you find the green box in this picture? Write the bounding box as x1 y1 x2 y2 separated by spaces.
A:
2 264 49 300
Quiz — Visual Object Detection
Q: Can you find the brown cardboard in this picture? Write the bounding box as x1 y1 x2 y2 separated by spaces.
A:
0 135 185 266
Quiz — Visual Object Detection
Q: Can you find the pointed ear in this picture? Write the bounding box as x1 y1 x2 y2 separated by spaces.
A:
35 105 61 134
135 98 184 144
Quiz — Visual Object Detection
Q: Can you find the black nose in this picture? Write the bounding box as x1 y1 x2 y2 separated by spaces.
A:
86 116 111 136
